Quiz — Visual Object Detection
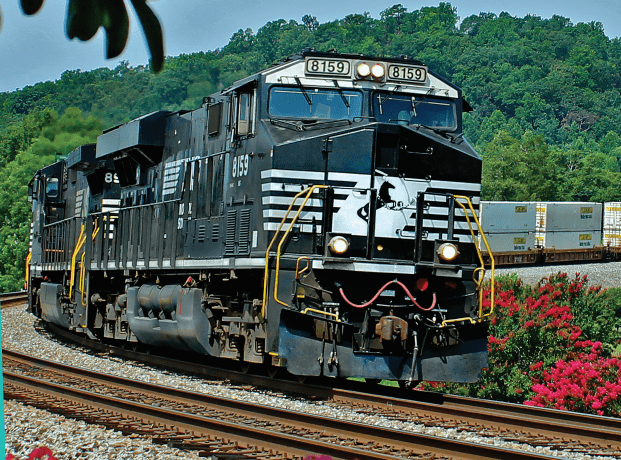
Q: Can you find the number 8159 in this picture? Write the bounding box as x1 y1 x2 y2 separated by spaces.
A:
387 65 427 83
305 59 350 76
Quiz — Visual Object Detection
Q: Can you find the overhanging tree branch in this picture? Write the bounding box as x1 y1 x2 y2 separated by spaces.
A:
8 0 165 72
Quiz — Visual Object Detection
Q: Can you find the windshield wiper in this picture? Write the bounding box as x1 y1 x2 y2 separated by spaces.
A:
270 118 304 131
294 77 312 107
378 85 402 114
410 88 434 112
332 80 350 108
411 123 452 138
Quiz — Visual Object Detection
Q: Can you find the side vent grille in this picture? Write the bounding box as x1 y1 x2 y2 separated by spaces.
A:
211 223 220 242
197 225 206 243
225 210 237 255
239 209 251 254
75 189 85 217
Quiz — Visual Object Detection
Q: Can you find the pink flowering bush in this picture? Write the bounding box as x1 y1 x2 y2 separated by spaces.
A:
526 340 621 415
420 272 621 417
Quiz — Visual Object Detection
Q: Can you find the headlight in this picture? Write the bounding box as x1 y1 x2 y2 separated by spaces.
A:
437 242 459 262
328 236 349 255
371 64 385 79
357 63 371 77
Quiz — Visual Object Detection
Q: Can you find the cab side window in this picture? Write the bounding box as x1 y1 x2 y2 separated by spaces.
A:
46 177 59 197
237 92 254 136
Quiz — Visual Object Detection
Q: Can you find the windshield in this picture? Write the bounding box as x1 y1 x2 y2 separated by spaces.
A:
373 93 457 130
269 87 363 120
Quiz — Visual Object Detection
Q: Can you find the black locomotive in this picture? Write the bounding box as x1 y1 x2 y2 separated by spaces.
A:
27 50 493 385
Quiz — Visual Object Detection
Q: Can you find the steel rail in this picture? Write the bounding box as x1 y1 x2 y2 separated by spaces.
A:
4 350 557 460
329 384 621 450
0 291 28 308
44 323 621 454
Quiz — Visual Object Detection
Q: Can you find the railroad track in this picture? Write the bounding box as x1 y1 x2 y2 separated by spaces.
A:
45 321 621 458
7 315 620 458
4 348 567 460
0 291 28 309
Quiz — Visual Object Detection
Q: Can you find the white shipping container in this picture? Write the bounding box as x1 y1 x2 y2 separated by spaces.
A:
479 201 536 233
536 202 602 232
536 231 602 250
604 202 621 229
478 232 535 253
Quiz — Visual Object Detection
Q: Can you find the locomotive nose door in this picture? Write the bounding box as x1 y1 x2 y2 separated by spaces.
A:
326 129 377 246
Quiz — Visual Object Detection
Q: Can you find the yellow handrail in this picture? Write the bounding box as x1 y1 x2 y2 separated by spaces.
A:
453 195 495 321
295 256 311 280
92 217 100 240
79 252 87 306
262 185 327 317
24 251 32 289
69 225 86 299
301 308 341 322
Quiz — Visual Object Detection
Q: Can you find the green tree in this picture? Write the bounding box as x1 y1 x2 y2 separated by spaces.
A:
302 14 319 33
481 131 560 201
0 107 101 290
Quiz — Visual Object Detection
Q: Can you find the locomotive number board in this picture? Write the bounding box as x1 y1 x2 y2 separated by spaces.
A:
305 58 351 77
387 64 428 84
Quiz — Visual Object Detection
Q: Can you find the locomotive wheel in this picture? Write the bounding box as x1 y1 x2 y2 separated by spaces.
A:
267 366 279 378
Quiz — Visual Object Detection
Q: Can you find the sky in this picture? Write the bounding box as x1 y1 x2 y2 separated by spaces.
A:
1 0 621 93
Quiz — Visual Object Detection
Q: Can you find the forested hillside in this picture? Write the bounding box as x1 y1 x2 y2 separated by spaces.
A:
2 2 621 289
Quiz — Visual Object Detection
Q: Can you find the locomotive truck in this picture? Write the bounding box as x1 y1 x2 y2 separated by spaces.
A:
27 50 494 386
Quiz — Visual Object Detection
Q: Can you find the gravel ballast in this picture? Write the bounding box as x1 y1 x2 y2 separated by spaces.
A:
488 260 621 288
2 303 619 460
4 399 201 460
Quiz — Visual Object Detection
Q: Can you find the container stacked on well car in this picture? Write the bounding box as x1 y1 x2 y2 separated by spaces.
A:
535 202 603 262
479 201 614 265
479 201 537 265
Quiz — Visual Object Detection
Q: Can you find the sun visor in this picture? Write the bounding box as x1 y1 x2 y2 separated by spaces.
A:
462 99 473 113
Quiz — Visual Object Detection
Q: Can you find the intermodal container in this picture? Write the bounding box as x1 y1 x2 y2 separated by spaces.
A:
479 232 535 253
536 230 602 250
535 202 602 232
479 201 535 233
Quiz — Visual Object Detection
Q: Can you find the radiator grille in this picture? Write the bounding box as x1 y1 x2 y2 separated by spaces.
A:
197 224 206 243
239 209 251 254
225 210 237 255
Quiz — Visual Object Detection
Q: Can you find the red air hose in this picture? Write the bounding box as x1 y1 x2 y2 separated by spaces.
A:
338 280 437 311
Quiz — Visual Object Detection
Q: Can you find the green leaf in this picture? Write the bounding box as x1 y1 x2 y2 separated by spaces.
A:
19 0 45 15
129 0 164 72
66 0 104 42
101 0 129 58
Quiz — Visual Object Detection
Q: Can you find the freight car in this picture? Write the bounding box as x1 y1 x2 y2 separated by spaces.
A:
478 201 621 265
27 50 493 386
